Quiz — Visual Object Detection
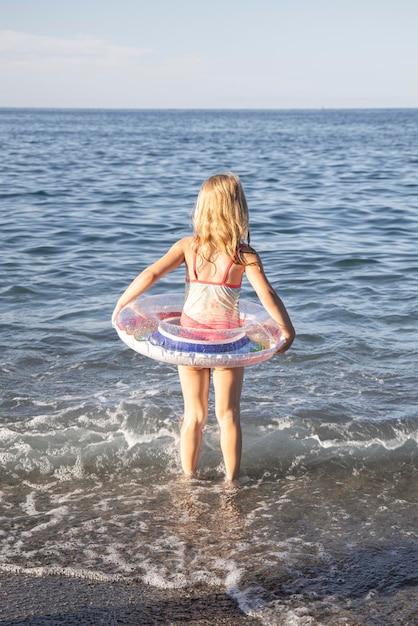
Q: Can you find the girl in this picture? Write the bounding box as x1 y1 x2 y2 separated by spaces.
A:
112 173 295 481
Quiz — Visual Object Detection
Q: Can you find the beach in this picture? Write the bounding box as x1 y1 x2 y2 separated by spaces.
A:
0 573 263 625
2 569 418 625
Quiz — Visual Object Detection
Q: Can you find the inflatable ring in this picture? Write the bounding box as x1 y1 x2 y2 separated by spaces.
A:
113 293 286 367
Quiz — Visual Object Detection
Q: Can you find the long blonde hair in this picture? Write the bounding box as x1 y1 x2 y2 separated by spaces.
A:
192 173 250 264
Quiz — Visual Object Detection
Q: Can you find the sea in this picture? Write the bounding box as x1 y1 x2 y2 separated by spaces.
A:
0 108 417 625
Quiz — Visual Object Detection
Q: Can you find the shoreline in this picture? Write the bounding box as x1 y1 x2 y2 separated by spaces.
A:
0 572 260 625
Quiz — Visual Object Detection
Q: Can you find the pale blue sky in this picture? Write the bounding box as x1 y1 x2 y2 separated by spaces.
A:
1 0 417 108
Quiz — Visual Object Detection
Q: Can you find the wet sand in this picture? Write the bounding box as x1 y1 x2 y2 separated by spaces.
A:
0 573 260 625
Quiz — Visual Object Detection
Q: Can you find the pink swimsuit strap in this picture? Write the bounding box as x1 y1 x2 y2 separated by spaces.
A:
192 251 239 286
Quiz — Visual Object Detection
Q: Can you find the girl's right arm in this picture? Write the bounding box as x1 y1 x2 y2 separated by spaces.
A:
244 251 295 352
111 238 189 324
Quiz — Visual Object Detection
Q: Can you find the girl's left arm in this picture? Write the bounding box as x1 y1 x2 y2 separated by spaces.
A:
244 252 295 352
111 238 187 324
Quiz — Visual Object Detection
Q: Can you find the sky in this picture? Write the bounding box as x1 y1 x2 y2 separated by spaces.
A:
0 0 417 109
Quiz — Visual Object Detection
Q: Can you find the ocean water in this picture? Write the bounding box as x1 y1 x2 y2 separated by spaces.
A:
1 108 417 625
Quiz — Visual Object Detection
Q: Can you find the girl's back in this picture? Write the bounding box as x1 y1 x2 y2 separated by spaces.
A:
181 239 247 330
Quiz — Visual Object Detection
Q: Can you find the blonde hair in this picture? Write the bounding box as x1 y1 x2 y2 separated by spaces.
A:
192 173 250 264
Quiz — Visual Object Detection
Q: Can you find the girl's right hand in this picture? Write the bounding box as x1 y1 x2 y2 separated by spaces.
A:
111 303 122 326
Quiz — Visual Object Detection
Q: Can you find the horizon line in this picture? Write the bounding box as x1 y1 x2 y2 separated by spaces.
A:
1 105 418 112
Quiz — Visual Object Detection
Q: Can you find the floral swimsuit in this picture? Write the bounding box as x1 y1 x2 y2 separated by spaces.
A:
181 251 242 330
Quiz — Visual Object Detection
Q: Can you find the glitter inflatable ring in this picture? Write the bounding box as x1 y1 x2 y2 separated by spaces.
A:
113 293 286 368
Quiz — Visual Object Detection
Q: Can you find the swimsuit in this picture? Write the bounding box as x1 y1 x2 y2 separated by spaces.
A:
181 251 242 330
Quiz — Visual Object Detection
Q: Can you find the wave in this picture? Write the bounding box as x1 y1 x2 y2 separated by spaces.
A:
1 402 416 484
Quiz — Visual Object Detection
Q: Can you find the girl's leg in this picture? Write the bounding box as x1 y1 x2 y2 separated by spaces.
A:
212 367 244 481
178 365 210 475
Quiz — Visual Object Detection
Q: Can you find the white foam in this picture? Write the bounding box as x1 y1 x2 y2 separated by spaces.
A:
101 544 136 572
305 431 418 451
142 569 189 589
21 506 68 537
0 427 19 442
227 584 266 614
224 565 244 588
20 493 38 516
53 456 85 481
141 563 228 590
0 451 17 465
229 587 320 625
271 417 294 430
120 426 175 449
0 563 126 583
27 413 60 428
